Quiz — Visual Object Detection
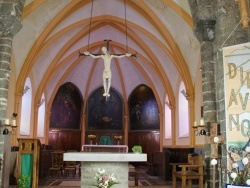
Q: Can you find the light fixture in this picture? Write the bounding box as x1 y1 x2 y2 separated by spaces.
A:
0 116 17 135
38 98 45 107
193 117 205 129
193 117 206 136
165 101 172 109
181 89 189 98
21 85 30 95
199 129 207 135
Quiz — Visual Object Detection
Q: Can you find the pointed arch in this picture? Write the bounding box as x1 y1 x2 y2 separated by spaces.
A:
178 82 189 138
20 77 32 135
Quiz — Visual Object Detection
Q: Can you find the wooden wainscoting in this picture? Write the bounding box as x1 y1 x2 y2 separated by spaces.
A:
128 131 160 153
48 130 81 151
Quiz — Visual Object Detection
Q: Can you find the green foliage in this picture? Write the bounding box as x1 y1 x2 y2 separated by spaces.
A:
17 175 31 188
132 145 142 153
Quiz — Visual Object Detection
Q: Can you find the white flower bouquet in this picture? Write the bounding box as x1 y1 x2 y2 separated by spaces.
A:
94 169 118 188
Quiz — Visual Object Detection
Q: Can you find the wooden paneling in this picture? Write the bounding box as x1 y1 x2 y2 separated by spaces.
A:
128 131 160 154
48 130 81 151
39 150 52 179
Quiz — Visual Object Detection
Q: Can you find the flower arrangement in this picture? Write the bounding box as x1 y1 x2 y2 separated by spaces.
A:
94 168 118 188
132 145 142 153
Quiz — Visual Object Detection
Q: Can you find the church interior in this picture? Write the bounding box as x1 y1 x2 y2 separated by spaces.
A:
1 0 250 187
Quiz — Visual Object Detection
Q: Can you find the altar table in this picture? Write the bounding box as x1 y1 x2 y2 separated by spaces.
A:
63 152 147 188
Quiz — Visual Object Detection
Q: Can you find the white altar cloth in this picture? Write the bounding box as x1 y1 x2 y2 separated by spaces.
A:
63 152 146 161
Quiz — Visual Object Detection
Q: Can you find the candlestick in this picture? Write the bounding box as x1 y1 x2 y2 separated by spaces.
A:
193 121 197 127
12 119 16 126
5 119 9 125
200 118 204 126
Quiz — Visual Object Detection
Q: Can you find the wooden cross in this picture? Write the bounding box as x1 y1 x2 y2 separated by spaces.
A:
207 122 224 158
79 39 137 57
207 122 224 188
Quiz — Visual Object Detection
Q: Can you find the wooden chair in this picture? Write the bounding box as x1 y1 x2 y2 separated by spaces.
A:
64 150 77 178
171 154 203 188
48 151 64 178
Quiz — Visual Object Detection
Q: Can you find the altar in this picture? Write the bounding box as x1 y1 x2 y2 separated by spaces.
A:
63 150 147 188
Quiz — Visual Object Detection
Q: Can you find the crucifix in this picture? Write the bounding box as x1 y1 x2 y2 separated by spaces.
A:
208 122 224 158
207 122 224 188
79 40 136 97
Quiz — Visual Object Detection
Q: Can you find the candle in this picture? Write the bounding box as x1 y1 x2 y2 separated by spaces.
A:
12 119 16 126
200 118 204 126
193 121 197 127
5 119 9 125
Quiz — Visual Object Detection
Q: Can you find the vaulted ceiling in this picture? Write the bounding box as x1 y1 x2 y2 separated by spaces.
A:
13 0 200 113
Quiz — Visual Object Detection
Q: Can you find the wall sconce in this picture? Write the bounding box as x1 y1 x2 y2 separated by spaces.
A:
21 85 30 95
193 117 206 135
181 89 189 98
1 113 18 135
193 117 205 128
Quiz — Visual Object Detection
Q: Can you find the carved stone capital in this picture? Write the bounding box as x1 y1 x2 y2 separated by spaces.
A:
0 15 22 36
0 0 25 36
195 19 216 42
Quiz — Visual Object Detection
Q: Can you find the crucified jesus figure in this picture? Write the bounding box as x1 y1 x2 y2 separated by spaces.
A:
83 46 131 97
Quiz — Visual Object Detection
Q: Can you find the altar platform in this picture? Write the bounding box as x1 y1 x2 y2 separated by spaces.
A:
63 148 147 188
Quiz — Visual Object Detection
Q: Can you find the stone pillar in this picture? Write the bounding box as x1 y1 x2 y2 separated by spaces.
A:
212 1 248 187
189 0 249 187
197 21 217 188
188 0 217 187
0 0 24 186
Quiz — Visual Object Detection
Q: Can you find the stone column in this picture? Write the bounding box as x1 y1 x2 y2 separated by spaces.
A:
188 0 217 187
189 0 249 187
212 1 248 187
197 20 217 188
0 0 24 186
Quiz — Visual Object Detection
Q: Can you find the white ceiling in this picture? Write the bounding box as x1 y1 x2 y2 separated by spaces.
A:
13 0 200 110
